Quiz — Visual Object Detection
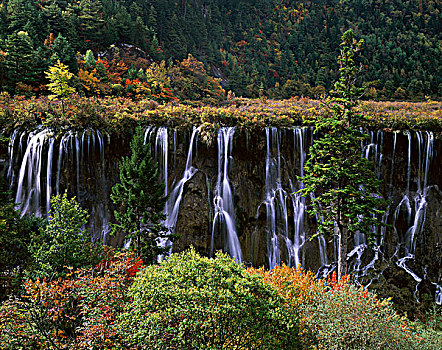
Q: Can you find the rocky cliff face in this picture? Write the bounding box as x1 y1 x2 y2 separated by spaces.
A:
3 126 442 311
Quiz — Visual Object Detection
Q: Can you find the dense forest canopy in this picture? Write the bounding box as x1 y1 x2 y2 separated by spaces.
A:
0 0 440 100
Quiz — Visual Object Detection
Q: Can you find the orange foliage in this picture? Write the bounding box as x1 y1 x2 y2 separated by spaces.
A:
44 33 56 49
248 264 322 310
77 69 110 96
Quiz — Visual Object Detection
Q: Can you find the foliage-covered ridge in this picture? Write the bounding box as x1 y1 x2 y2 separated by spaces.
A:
1 95 441 135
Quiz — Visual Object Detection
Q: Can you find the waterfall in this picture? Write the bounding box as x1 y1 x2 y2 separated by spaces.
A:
211 127 242 263
11 128 107 239
257 127 309 269
143 126 169 195
144 126 172 259
46 137 55 217
435 284 442 305
6 125 440 303
357 130 436 300
15 128 54 217
165 127 199 231
6 129 18 188
396 131 434 289
350 130 386 282
263 127 284 268
289 127 307 269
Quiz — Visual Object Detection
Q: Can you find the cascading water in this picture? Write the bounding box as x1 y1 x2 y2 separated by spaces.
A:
14 128 54 217
7 129 18 189
5 126 441 303
144 126 172 258
260 127 307 269
289 127 307 269
165 127 199 232
349 130 386 282
396 131 434 291
211 127 242 263
262 127 286 268
9 128 108 240
351 130 437 300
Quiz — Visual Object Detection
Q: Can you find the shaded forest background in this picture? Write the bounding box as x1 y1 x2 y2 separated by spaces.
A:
0 0 440 101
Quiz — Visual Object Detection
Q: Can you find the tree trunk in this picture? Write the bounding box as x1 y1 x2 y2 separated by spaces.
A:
337 227 348 279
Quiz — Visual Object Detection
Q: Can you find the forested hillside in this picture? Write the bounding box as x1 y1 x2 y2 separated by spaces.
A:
0 0 440 100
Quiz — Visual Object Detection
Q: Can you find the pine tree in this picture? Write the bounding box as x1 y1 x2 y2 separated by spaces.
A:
42 0 64 36
78 0 105 49
298 30 386 279
4 31 39 93
148 5 158 29
111 126 172 262
6 0 34 33
84 49 96 69
51 33 78 73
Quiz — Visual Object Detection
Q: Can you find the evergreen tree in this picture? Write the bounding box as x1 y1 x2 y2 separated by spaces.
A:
63 3 83 51
298 30 386 279
42 0 64 36
133 15 150 51
51 33 78 73
111 126 172 262
84 49 96 68
147 5 158 29
78 0 105 49
114 6 132 43
6 0 34 33
0 4 8 42
3 31 39 93
166 14 187 60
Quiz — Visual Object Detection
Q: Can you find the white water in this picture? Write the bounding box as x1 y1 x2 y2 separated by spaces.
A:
143 126 172 260
15 128 54 217
165 127 200 231
211 127 242 263
395 131 434 291
261 127 307 269
12 128 108 239
7 126 441 303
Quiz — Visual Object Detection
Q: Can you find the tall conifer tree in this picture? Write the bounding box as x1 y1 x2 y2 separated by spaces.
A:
299 30 386 278
4 31 38 92
111 127 172 262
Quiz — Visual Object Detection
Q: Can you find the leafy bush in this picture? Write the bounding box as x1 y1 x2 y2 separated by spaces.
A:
249 264 322 309
303 274 425 349
28 191 102 280
250 266 435 350
117 248 301 349
249 265 323 347
0 177 45 300
2 96 440 138
0 250 141 349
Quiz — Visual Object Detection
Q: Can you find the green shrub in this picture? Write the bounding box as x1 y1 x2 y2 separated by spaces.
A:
117 248 301 349
302 274 426 350
0 177 45 300
28 191 102 280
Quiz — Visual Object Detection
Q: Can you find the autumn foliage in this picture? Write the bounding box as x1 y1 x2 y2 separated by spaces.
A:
248 267 432 349
0 251 439 349
0 250 142 349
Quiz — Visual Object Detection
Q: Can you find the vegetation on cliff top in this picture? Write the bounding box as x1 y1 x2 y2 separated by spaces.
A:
1 94 441 138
